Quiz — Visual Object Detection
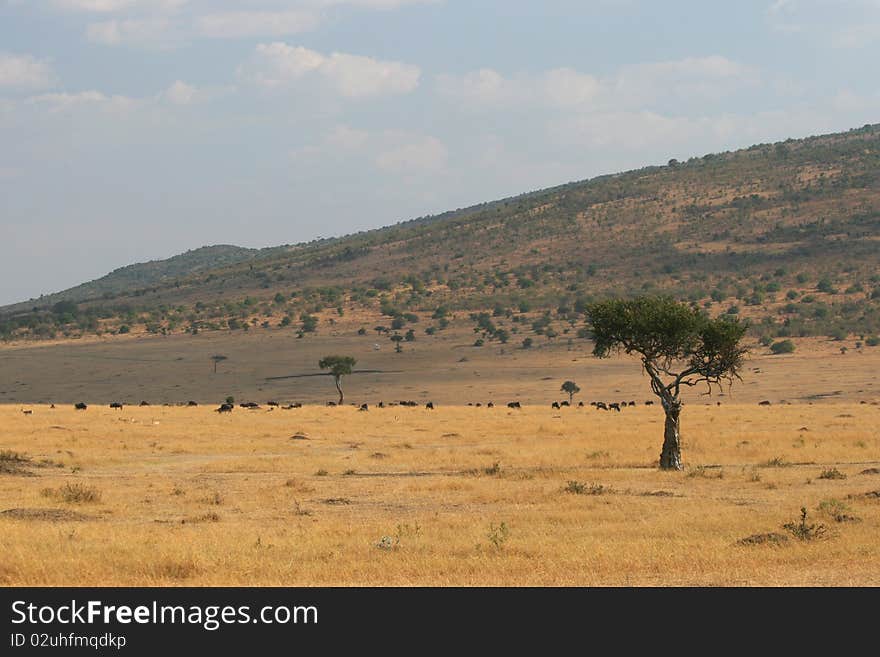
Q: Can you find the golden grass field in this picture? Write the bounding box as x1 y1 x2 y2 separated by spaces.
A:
1 401 878 586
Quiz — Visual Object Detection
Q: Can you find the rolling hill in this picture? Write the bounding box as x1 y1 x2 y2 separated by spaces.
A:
2 123 879 346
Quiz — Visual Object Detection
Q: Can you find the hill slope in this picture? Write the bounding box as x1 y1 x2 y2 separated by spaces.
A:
2 123 879 344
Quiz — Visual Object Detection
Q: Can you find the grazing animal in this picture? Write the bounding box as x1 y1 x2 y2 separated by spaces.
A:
578 401 585 407
110 402 123 410
759 400 771 406
476 403 482 407
74 403 87 411
50 404 56 409
426 402 435 410
378 402 385 408
645 401 654 406
140 401 150 407
552 401 561 409
609 403 621 412
216 403 233 413
628 401 636 407
327 401 337 407
561 401 570 407
468 403 474 406
240 402 260 409
267 401 279 407
359 403 368 411
22 409 32 415
487 402 494 408
507 401 521 409
595 402 607 410
187 401 198 407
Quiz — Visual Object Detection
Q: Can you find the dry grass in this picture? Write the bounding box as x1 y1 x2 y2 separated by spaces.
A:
0 403 878 586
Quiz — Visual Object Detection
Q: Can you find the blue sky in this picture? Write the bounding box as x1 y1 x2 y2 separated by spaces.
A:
1 0 879 305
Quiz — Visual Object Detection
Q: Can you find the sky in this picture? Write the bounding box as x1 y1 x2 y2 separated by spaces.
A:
1 1 879 306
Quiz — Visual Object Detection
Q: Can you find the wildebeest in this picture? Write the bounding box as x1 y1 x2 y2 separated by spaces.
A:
759 400 771 406
475 403 482 407
110 402 123 410
267 401 279 407
552 401 561 409
426 402 435 410
561 401 570 407
74 403 87 411
327 401 337 407
359 403 369 411
487 402 494 408
22 409 32 415
139 401 150 407
578 401 584 407
609 403 621 412
240 402 260 409
216 403 233 413
187 401 198 407
645 401 654 406
378 402 385 408
628 401 636 407
507 401 521 409
595 402 607 410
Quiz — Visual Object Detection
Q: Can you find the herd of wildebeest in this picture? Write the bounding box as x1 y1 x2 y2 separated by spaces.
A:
19 388 880 416
19 398 815 414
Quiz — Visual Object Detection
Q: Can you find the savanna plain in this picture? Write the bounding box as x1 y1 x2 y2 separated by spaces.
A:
1 335 878 586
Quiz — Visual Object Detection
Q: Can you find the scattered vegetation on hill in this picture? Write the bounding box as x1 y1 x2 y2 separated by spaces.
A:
2 124 880 345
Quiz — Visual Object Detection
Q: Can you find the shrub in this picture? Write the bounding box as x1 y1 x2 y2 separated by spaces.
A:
783 507 826 541
42 483 101 504
770 340 795 354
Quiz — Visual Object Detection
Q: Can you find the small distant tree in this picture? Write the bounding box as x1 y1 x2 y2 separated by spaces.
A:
586 297 747 470
318 355 357 404
561 380 580 404
390 333 404 353
300 313 318 333
210 354 228 374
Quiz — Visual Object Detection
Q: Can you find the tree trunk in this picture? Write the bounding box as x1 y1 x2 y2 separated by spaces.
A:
335 376 344 405
659 398 683 470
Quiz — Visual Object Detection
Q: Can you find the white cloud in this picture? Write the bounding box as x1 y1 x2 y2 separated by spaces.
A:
293 126 447 176
162 79 196 104
325 124 370 149
240 43 420 98
51 0 186 12
437 56 757 112
830 23 880 48
375 134 447 173
27 90 137 113
0 53 55 89
159 79 232 104
196 11 320 39
86 17 176 47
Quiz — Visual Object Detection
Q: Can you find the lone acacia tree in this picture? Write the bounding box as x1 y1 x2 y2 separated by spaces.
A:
586 297 747 470
210 354 228 374
318 355 357 404
561 380 580 404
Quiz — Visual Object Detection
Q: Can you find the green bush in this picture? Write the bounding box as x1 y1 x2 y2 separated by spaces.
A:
770 340 796 354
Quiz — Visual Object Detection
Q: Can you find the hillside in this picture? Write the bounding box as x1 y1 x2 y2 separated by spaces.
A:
1 245 264 314
2 123 879 347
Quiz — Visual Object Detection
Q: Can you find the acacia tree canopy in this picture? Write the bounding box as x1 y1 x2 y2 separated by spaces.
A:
588 297 747 398
586 297 748 469
319 355 357 404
